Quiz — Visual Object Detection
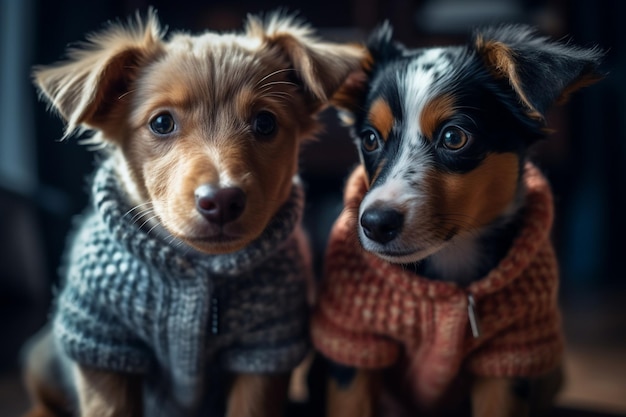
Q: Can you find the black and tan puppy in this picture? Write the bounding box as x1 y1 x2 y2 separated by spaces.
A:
313 24 603 416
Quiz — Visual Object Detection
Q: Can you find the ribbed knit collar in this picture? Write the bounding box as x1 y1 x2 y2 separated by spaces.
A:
92 158 304 280
337 162 554 298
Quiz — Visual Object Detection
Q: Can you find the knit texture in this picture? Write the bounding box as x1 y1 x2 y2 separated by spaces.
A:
311 163 563 407
54 158 311 417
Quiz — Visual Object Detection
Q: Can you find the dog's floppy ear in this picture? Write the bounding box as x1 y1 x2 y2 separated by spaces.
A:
33 10 164 138
247 13 366 110
475 25 604 121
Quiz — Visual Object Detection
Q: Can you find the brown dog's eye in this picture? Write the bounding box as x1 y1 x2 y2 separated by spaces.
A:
149 113 176 136
361 129 380 152
252 111 277 139
441 126 469 150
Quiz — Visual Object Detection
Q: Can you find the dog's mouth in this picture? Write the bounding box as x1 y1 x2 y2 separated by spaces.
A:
361 238 423 261
361 235 445 264
374 247 443 264
184 226 249 244
377 248 421 258
160 217 249 252
374 248 426 264
186 233 240 243
180 231 252 254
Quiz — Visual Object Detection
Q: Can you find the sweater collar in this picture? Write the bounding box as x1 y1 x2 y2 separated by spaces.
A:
91 158 304 279
335 162 554 298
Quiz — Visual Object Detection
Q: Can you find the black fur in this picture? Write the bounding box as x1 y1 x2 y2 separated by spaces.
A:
325 23 604 416
350 24 603 186
474 25 605 115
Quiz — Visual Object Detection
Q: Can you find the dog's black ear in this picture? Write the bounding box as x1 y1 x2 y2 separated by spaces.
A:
33 9 164 138
330 22 406 123
367 21 405 65
474 25 604 121
248 13 366 110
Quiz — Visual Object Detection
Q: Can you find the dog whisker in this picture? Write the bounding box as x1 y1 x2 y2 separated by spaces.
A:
118 89 138 100
129 210 155 226
166 233 181 248
255 68 295 87
123 202 154 218
127 207 156 225
145 218 164 237
258 80 299 90
262 91 295 101
138 214 160 232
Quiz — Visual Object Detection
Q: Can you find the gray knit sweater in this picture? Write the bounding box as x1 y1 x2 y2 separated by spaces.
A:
53 159 311 416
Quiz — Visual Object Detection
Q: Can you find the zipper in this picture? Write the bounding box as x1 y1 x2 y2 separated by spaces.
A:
467 293 481 338
210 295 219 335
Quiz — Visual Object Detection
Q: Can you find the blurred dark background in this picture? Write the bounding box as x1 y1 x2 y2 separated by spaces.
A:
1 0 624 415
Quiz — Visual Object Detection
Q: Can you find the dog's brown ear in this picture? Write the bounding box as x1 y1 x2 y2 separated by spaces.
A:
33 10 164 138
329 68 370 126
475 25 604 122
247 13 367 110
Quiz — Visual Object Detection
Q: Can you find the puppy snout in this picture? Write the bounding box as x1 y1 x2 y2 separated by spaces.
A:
195 184 246 225
360 207 404 244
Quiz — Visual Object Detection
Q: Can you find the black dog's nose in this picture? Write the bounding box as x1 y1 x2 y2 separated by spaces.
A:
360 207 404 244
195 184 246 224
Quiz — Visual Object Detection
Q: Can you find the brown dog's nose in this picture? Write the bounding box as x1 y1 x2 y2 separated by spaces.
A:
195 184 246 224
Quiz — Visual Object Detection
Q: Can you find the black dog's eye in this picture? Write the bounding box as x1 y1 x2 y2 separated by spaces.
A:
149 113 176 136
441 126 469 150
361 129 380 152
252 111 277 138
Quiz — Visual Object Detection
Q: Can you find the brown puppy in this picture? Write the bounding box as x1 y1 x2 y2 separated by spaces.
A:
23 10 363 417
313 24 603 417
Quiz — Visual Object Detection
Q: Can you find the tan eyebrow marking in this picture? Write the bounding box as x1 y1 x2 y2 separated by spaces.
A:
419 94 457 140
368 98 394 141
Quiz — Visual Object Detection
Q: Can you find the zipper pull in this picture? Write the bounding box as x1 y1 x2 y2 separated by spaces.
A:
211 295 219 335
467 294 481 339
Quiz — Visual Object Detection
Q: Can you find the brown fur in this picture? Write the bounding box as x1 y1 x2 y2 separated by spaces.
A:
329 55 372 118
419 94 457 140
26 9 364 417
32 11 363 256
430 152 520 233
22 372 71 417
367 98 394 141
226 373 290 417
471 377 527 417
74 367 143 417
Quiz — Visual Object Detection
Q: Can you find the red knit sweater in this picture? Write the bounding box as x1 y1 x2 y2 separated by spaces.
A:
311 163 563 406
